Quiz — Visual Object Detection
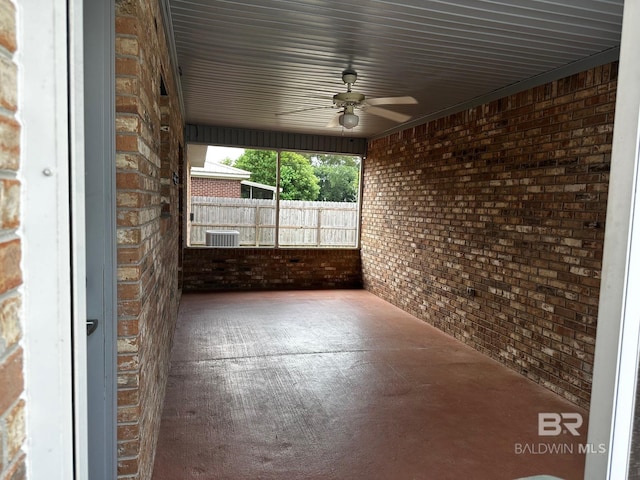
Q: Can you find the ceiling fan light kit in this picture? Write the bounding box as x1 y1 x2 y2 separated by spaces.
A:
339 108 359 129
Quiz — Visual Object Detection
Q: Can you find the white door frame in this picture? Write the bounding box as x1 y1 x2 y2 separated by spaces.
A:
19 0 88 477
586 1 640 478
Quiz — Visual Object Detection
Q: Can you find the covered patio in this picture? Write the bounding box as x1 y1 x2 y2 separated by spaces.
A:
152 290 587 479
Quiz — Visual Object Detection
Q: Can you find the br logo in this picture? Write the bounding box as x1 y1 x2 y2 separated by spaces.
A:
538 413 583 436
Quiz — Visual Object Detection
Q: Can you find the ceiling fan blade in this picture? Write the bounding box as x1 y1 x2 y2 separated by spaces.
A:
276 105 334 116
366 96 418 106
366 106 412 123
326 111 341 128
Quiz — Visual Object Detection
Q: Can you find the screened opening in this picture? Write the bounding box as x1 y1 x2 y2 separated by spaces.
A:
278 151 360 247
188 146 361 248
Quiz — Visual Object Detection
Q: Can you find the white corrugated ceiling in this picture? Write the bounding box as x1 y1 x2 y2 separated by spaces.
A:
167 0 623 139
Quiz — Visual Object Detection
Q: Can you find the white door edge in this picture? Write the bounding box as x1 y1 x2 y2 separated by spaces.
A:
18 0 88 477
585 1 640 478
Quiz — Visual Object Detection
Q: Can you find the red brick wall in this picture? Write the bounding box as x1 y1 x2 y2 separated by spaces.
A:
191 177 242 197
182 248 362 291
0 0 25 477
115 0 183 477
361 63 617 408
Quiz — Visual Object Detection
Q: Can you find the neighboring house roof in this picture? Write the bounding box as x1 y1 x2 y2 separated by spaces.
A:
190 162 251 180
241 180 278 192
191 164 280 192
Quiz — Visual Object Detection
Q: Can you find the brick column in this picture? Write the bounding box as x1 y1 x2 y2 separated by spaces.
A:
0 0 26 478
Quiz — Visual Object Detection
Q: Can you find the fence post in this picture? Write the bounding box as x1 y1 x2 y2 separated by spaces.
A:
317 207 322 247
255 204 260 246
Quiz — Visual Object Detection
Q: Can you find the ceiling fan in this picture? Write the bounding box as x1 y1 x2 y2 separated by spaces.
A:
327 70 418 129
276 70 418 129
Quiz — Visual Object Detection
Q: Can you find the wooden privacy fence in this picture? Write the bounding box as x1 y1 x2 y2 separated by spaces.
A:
191 196 358 247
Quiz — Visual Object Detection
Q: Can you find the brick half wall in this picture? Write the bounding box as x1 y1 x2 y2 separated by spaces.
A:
182 248 362 291
361 63 617 408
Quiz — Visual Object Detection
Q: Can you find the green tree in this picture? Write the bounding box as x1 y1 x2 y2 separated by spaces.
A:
300 153 361 202
314 164 359 202
234 149 277 185
306 153 360 168
233 150 320 200
279 152 320 200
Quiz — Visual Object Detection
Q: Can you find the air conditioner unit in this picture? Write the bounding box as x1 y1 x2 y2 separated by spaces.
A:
205 230 240 247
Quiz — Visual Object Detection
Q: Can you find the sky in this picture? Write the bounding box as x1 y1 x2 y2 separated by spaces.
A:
205 146 244 165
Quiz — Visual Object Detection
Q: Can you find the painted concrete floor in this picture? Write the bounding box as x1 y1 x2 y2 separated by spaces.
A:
152 290 587 480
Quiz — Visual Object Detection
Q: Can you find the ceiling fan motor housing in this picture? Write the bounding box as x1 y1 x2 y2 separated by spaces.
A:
333 91 365 107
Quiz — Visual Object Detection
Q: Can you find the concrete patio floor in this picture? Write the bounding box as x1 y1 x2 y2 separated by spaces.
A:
152 290 587 480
